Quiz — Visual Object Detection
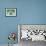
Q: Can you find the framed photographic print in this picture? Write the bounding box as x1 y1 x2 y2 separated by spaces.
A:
5 8 17 16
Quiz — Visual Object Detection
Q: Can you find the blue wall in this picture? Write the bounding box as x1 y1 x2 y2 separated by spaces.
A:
0 0 46 44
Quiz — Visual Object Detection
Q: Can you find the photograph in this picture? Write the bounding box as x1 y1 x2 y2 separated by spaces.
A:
5 8 17 16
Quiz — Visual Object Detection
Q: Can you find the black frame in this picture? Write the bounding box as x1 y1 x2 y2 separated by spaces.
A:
5 8 17 17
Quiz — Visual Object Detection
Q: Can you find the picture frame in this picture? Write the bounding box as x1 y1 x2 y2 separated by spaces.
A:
5 8 17 17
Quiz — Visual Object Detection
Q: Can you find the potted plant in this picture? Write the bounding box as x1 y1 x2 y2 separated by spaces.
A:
8 32 16 46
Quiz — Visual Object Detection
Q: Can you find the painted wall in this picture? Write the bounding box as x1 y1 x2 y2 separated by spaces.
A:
0 0 46 44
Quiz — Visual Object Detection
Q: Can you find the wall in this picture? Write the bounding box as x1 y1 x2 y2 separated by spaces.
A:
0 0 46 44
